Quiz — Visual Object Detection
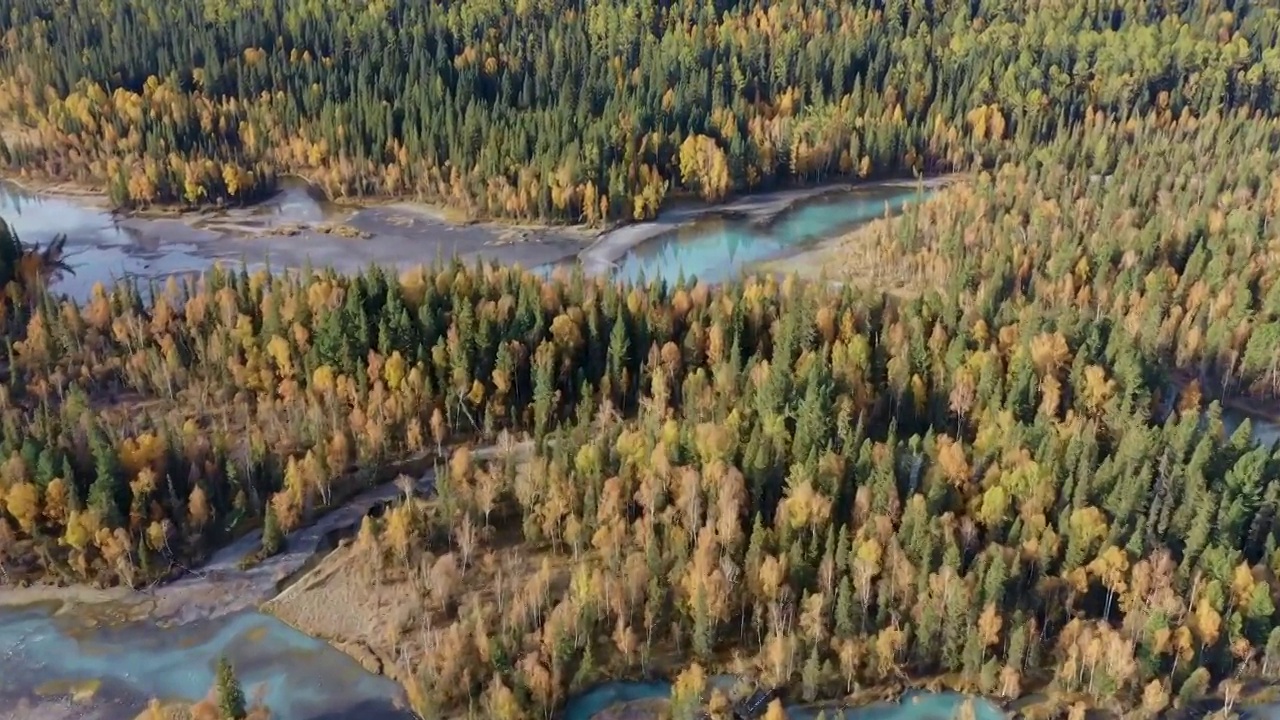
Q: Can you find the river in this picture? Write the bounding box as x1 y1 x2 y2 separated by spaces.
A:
562 681 1006 720
1 177 934 298
0 179 586 302
608 183 931 285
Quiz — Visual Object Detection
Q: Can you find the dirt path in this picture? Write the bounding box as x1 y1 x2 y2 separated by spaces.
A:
0 442 526 625
0 463 437 623
146 466 439 625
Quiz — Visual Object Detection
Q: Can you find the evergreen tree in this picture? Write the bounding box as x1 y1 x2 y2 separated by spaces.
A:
261 505 284 557
216 657 247 720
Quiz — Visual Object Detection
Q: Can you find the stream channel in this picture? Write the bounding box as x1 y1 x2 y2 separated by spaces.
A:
0 178 931 297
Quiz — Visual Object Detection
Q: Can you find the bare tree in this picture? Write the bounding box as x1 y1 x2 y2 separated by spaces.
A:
454 514 478 570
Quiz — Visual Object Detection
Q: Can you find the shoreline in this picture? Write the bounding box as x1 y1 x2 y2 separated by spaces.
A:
3 170 959 298
0 178 590 296
0 175 116 211
1 170 599 243
0 583 134 611
1 170 587 233
578 174 956 276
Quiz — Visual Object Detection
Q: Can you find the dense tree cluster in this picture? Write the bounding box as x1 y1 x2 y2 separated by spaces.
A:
839 109 1280 401
1 0 1279 219
352 268 1278 719
0 220 70 332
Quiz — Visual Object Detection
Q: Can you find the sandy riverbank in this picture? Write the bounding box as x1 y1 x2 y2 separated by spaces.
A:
0 175 116 210
0 584 134 611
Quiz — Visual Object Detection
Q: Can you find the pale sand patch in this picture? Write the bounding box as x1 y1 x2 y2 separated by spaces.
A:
0 697 115 720
0 583 133 610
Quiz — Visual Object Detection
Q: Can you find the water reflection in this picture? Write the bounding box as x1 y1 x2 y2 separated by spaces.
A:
615 186 929 286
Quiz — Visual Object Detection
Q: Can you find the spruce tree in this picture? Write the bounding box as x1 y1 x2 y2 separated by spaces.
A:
261 505 284 558
216 657 247 720
87 431 124 527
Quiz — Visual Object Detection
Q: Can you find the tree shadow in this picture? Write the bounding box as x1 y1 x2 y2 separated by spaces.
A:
305 697 416 720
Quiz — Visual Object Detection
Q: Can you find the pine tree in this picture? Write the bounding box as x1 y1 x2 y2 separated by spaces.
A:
261 504 284 557
834 576 855 638
313 305 348 373
216 657 247 720
88 430 124 527
692 582 714 660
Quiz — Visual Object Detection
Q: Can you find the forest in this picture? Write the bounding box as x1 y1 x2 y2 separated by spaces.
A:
1 0 1279 221
1 0 1280 718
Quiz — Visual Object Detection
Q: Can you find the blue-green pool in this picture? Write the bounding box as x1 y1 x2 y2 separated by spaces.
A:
614 185 930 286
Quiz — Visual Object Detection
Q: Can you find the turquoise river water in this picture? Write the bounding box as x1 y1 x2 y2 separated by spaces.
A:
614 185 928 285
0 603 408 720
562 681 1006 720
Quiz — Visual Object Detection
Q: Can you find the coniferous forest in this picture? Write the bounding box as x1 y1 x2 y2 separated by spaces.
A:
1 1 1280 719
1 0 1280 220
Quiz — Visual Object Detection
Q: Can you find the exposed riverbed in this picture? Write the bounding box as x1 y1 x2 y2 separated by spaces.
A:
0 178 588 301
1 176 942 300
